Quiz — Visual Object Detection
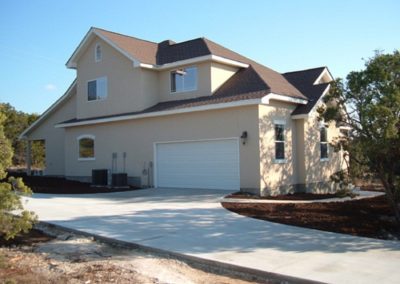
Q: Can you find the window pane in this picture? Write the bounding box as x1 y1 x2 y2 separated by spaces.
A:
184 67 197 91
321 143 328 159
79 138 94 158
320 127 327 142
97 77 107 99
170 73 177 92
275 124 284 141
176 72 184 92
275 142 285 159
88 81 97 101
170 67 197 92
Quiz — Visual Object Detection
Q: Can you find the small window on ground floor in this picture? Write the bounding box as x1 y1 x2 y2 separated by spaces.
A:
320 126 328 160
78 135 95 159
274 123 285 161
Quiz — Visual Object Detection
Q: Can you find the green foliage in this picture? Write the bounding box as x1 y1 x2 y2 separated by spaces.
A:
0 106 37 240
320 50 400 223
0 103 44 168
0 107 13 179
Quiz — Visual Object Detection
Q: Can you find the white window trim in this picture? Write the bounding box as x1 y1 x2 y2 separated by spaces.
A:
320 126 329 162
87 77 108 102
95 43 102 62
274 122 286 163
273 158 287 164
273 119 286 125
77 134 95 161
170 66 198 94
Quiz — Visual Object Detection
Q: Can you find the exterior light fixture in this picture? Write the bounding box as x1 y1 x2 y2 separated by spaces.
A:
240 131 248 145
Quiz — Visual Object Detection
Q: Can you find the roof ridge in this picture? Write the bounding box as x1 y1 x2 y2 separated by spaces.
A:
163 37 205 47
283 66 326 75
203 37 252 62
92 27 159 45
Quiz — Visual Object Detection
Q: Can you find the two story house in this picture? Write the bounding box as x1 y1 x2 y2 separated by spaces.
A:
20 27 346 196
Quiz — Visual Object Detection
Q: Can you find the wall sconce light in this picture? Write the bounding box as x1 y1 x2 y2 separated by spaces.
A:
240 131 248 145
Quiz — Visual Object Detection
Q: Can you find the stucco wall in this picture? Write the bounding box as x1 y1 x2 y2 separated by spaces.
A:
258 102 298 195
303 111 344 187
210 62 238 93
26 91 77 176
64 106 260 189
294 119 306 184
76 36 156 119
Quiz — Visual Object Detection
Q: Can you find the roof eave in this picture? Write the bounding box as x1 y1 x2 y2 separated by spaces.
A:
261 93 308 105
139 54 249 70
291 83 331 119
55 99 262 128
66 27 141 69
313 67 334 85
19 80 77 139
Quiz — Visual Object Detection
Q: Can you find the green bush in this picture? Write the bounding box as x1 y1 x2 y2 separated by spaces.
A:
0 106 37 240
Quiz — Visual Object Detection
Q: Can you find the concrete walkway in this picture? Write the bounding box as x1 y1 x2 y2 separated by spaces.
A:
23 188 400 284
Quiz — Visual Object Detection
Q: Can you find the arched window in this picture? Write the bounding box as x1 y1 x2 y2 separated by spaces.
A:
77 135 95 160
95 43 102 62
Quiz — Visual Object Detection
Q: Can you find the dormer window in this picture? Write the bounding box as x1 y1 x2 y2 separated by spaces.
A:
95 43 102 62
170 66 197 93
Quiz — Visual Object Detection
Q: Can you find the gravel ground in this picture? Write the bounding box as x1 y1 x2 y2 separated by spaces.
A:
0 225 264 284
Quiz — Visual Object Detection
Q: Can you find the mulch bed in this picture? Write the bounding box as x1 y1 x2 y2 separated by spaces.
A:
0 229 54 247
5 173 141 194
222 195 400 240
226 191 355 200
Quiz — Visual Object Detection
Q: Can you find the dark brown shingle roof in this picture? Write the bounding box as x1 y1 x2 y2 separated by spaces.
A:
95 28 159 65
94 28 306 100
283 67 330 115
59 90 268 126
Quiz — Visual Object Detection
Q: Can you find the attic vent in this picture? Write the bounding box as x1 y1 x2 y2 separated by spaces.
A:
95 43 102 62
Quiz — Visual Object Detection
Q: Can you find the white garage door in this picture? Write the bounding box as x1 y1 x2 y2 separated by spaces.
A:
155 139 240 190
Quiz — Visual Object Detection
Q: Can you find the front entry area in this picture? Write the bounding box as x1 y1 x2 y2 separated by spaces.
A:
154 139 240 190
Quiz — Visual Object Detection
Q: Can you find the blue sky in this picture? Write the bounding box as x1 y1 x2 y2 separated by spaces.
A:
0 0 399 114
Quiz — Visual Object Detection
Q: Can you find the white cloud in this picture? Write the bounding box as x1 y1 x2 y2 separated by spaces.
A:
44 83 57 92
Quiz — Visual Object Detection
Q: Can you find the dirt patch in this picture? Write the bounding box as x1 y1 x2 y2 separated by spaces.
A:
226 191 356 200
5 173 141 194
222 195 399 240
0 225 268 284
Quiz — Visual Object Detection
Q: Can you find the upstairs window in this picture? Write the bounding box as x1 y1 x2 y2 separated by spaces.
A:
88 77 107 101
320 126 329 160
95 43 102 62
170 66 197 93
274 123 285 161
78 135 95 160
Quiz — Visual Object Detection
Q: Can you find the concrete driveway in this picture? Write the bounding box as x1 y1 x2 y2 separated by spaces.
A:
23 188 400 283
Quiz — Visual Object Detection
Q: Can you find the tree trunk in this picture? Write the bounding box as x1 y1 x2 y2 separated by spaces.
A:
378 172 400 225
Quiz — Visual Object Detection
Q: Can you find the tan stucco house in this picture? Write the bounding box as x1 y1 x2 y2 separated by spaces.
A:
20 27 346 195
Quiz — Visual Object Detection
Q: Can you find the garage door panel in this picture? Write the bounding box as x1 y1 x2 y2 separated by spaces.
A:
156 139 240 190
